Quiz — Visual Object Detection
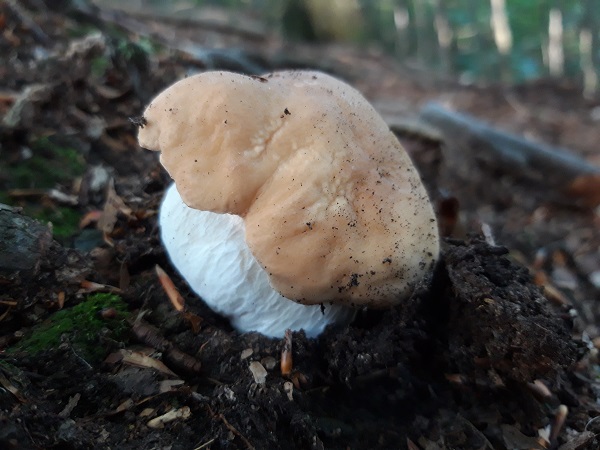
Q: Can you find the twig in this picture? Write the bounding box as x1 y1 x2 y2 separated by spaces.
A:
5 0 51 45
131 320 202 374
70 345 92 370
206 405 255 450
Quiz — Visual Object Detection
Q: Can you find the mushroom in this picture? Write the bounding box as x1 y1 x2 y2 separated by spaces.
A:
138 70 439 337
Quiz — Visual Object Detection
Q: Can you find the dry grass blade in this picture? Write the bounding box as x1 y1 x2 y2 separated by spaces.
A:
194 438 216 450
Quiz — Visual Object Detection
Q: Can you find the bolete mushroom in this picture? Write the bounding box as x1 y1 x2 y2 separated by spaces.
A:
138 70 439 338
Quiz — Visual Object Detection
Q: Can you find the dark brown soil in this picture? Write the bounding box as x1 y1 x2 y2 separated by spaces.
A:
1 2 599 449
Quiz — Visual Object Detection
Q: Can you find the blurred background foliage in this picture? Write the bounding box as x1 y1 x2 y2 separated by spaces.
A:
107 0 600 94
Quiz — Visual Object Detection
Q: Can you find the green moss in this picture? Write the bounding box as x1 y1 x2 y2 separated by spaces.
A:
30 206 81 239
1 136 87 240
90 55 111 78
9 294 130 363
5 137 85 190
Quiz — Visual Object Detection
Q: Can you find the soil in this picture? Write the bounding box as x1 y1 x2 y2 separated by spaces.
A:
1 2 600 449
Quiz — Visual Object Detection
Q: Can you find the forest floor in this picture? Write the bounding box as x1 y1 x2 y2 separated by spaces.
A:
1 2 600 449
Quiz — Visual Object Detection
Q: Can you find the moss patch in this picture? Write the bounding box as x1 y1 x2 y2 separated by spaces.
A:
9 293 130 363
30 206 81 239
8 137 85 189
1 136 86 240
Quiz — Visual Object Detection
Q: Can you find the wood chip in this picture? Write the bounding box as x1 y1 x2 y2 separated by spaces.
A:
147 406 191 429
261 356 277 370
249 361 267 385
283 381 293 401
240 348 253 360
58 393 81 418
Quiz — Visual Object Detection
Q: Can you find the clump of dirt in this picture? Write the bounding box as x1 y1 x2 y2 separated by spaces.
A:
443 240 581 382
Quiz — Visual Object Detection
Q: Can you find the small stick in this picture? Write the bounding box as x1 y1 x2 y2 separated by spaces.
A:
155 265 185 311
131 320 202 373
194 438 216 450
206 405 255 450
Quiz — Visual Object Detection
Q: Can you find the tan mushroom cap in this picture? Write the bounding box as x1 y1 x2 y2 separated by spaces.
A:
138 70 439 308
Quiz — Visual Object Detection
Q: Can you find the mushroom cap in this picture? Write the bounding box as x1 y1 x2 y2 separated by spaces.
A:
139 70 439 308
160 183 355 338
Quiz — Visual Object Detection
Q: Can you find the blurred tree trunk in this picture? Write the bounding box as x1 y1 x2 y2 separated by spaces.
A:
489 0 512 82
464 0 484 79
411 0 436 66
579 0 598 97
547 0 564 77
393 0 411 60
433 0 455 75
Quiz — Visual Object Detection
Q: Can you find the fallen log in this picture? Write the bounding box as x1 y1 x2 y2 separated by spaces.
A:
420 102 600 208
0 204 91 305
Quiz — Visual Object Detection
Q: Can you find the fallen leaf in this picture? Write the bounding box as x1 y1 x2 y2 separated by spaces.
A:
0 372 25 402
98 179 133 234
117 349 178 377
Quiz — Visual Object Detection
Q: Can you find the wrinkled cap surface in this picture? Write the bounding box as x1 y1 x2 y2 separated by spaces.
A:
138 70 439 307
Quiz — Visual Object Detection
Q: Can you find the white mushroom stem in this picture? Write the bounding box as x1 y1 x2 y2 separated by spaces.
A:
159 183 356 338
